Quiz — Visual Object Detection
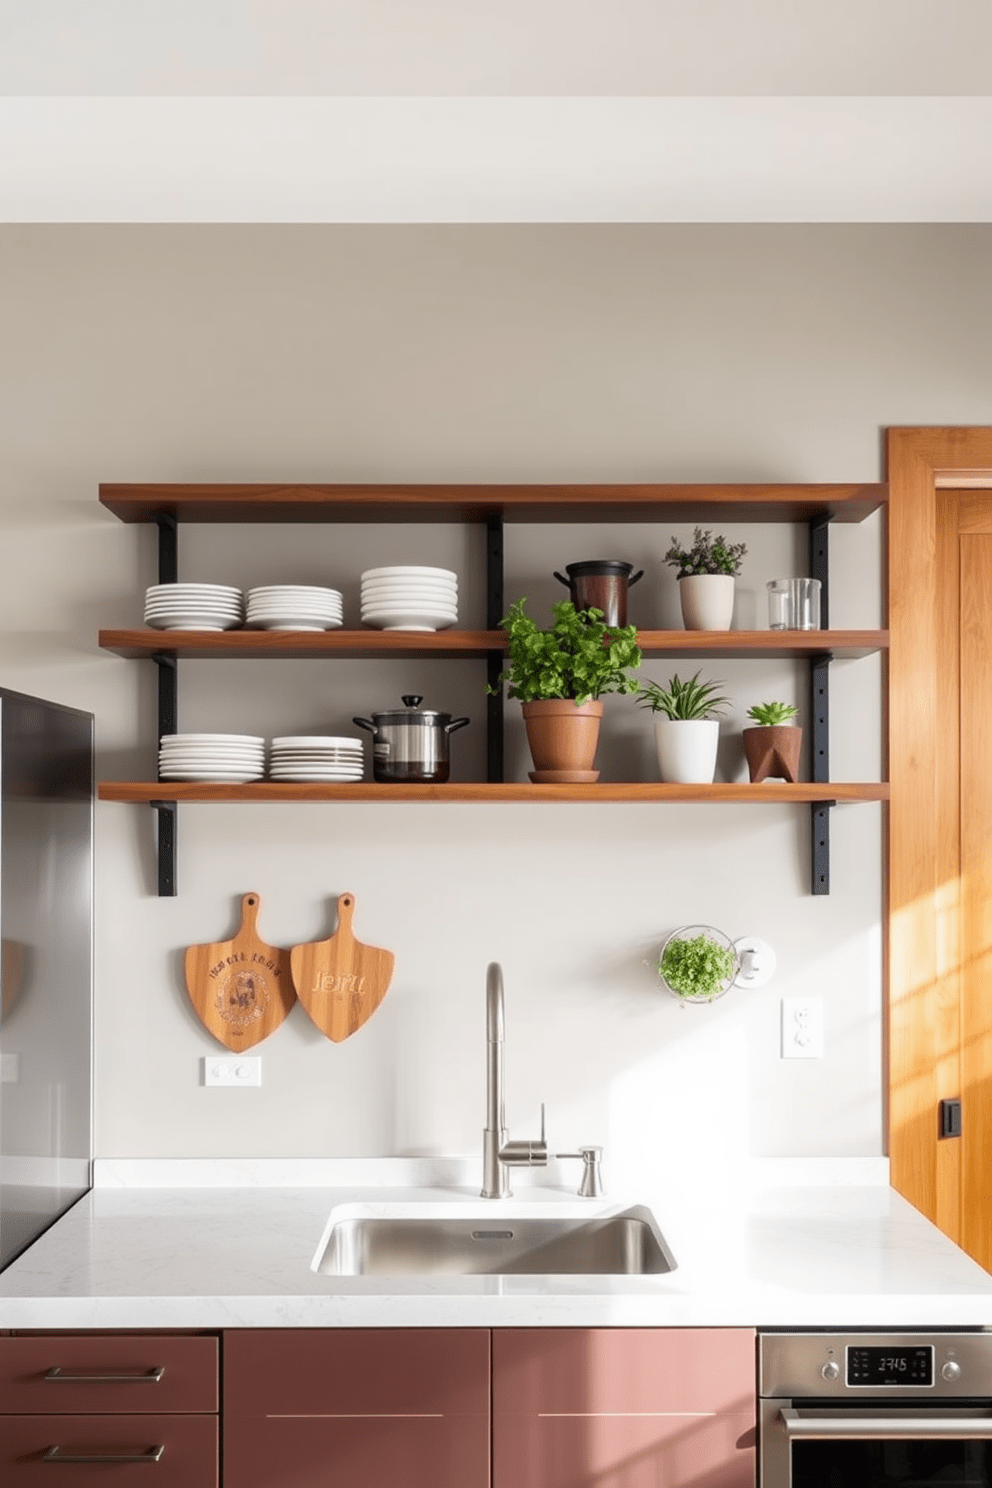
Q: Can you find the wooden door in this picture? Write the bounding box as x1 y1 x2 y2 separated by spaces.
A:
888 427 992 1270
954 495 992 1264
492 1327 755 1488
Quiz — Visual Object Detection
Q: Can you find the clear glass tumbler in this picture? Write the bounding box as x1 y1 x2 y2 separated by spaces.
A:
791 576 822 630
766 579 793 630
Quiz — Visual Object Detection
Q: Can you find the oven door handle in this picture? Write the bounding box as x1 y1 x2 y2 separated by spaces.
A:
781 1408 992 1440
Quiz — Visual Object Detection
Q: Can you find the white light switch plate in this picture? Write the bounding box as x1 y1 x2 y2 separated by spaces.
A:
202 1056 261 1087
781 997 824 1059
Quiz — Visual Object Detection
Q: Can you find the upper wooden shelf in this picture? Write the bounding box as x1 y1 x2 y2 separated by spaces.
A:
99 780 890 805
99 482 887 525
98 627 889 661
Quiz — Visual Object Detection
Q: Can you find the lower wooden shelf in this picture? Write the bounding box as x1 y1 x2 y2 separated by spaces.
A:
99 781 889 804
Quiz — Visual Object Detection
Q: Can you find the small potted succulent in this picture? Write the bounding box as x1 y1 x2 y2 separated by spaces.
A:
490 598 642 781
637 671 729 784
663 527 747 631
742 700 802 783
657 925 740 1004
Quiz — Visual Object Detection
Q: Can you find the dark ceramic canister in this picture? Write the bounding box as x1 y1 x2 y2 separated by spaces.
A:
553 560 644 626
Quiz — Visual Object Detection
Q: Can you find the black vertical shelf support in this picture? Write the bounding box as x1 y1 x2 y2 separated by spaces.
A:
810 516 833 895
153 513 179 896
485 514 505 784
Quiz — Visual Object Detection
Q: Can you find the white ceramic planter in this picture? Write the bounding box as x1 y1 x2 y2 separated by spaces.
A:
678 573 735 631
653 717 720 784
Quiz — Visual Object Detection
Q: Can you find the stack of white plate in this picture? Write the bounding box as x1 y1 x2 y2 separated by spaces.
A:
145 584 244 631
246 586 344 631
269 736 364 783
158 733 266 783
360 566 458 631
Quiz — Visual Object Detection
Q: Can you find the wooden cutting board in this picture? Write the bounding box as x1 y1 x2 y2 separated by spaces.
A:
184 892 295 1050
290 893 395 1043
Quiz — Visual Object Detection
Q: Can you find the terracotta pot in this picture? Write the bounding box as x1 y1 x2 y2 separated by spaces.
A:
742 724 803 783
521 699 604 778
678 574 735 631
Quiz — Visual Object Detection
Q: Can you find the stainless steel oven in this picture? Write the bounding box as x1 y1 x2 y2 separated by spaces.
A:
760 1332 992 1488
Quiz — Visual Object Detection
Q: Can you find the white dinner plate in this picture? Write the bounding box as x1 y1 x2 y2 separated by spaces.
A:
271 735 362 748
268 770 364 782
161 738 267 749
146 583 243 597
146 616 243 631
159 769 265 782
247 587 343 600
247 619 344 631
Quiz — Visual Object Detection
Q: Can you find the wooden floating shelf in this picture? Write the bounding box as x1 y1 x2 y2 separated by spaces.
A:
98 628 889 661
99 781 889 805
99 481 888 526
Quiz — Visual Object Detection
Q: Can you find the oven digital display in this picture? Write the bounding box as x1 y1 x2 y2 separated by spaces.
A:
847 1346 934 1387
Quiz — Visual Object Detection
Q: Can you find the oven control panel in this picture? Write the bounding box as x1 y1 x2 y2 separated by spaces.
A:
760 1332 992 1399
847 1345 933 1387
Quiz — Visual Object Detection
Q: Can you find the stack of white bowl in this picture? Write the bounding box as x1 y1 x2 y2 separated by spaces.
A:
246 586 344 631
360 566 458 631
145 583 244 631
158 733 266 783
268 736 364 783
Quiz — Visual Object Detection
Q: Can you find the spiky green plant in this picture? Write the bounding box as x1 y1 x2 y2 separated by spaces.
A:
664 527 747 578
746 701 799 726
636 671 729 721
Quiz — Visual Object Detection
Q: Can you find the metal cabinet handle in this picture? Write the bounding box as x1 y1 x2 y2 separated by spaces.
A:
781 1407 992 1439
44 1366 165 1384
43 1444 164 1464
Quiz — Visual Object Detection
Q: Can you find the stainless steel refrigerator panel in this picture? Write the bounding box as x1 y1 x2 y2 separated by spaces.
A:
0 688 93 1268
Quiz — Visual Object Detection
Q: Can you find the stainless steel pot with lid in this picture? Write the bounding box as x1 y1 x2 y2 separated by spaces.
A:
353 695 470 783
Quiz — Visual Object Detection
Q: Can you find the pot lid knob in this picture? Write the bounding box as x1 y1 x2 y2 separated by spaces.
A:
401 695 424 708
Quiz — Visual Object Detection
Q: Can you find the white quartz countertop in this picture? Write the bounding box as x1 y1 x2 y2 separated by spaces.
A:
2 1157 992 1330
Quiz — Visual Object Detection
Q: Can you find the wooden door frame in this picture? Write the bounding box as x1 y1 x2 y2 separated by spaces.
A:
888 427 992 1239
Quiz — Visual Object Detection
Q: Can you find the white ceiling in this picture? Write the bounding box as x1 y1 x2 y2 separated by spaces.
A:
3 0 992 222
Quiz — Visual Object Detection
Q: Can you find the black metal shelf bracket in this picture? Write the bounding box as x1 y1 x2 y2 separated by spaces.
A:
809 516 832 895
150 800 177 898
153 513 179 895
485 514 505 784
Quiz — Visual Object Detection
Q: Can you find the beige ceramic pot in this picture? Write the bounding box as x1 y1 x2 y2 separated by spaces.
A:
742 724 803 783
521 699 604 780
678 574 735 631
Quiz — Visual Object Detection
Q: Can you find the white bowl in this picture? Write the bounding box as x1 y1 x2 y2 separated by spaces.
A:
361 566 458 582
361 609 458 631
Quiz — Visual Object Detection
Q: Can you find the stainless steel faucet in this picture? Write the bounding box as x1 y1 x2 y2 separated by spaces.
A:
481 963 548 1198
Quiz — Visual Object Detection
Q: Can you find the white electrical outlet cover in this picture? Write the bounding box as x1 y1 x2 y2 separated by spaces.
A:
202 1056 262 1087
781 996 824 1059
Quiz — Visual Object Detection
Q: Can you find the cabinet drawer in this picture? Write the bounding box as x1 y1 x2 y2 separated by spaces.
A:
0 1413 217 1486
224 1327 490 1417
0 1336 218 1414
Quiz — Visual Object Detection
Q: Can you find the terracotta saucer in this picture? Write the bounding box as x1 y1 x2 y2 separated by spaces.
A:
528 769 600 784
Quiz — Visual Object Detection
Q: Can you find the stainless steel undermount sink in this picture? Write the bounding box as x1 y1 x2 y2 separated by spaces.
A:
312 1202 677 1278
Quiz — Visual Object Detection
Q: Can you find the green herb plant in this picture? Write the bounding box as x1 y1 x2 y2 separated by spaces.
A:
490 598 642 706
664 527 747 578
659 931 737 1002
746 701 799 726
636 671 729 721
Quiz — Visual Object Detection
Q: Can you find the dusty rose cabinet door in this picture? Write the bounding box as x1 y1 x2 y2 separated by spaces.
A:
224 1328 491 1488
493 1328 756 1488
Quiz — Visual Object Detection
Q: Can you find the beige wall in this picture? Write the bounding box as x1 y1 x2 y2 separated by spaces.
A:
0 224 986 1184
